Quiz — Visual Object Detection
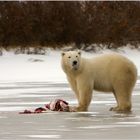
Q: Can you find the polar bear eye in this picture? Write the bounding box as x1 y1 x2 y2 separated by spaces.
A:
68 56 71 59
76 56 78 57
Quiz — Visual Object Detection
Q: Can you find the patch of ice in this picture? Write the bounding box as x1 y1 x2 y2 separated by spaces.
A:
68 100 115 105
78 124 136 129
0 101 51 105
0 106 26 111
77 112 99 114
0 116 7 119
16 94 58 98
92 101 116 104
116 122 140 125
27 135 61 139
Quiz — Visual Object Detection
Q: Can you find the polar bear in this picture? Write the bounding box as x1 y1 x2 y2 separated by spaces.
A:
61 50 137 112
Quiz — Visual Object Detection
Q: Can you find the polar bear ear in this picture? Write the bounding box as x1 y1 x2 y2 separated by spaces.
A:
61 52 65 56
78 50 81 56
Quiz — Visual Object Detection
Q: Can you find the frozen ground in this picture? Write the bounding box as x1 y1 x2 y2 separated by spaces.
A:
0 47 140 140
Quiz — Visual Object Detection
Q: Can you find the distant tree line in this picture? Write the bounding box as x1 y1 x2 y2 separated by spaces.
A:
0 1 140 49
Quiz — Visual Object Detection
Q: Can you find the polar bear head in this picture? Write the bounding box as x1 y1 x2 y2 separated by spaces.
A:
61 50 81 72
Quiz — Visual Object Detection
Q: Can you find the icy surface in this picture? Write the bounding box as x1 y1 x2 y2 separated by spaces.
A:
0 81 140 140
0 48 140 140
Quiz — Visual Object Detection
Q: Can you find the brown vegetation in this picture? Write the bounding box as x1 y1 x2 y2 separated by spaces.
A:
0 1 139 50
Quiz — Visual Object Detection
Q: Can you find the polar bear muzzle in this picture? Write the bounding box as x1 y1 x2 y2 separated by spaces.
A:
71 60 79 70
73 61 77 66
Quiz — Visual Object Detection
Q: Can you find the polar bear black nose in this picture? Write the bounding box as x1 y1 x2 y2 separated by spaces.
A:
73 61 77 65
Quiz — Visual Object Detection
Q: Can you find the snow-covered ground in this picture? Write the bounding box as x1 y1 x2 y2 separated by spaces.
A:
0 49 65 83
0 47 140 140
0 47 140 83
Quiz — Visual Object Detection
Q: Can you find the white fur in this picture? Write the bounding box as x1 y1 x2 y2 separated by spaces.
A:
61 51 137 112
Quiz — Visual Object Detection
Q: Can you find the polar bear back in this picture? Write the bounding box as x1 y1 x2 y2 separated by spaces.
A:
82 53 137 92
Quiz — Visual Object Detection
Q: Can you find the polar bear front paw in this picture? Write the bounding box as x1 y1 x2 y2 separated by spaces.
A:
69 106 87 112
69 106 77 112
75 106 88 112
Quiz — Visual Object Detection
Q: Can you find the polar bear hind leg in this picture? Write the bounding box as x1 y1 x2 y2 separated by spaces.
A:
110 91 132 112
110 84 133 112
